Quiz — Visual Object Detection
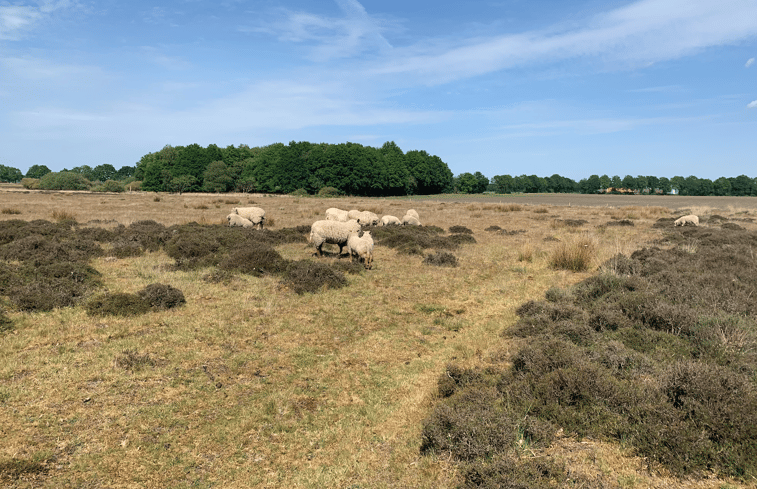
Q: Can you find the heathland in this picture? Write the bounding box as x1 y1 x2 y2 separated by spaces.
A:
1 187 756 488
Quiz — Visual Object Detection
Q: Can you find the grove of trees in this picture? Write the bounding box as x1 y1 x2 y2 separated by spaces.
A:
3 144 755 197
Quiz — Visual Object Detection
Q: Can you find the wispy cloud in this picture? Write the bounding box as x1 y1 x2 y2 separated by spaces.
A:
245 0 395 61
0 1 78 40
747 57 755 68
369 0 757 83
748 100 757 109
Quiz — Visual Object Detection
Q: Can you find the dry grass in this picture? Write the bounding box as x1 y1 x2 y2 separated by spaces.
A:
0 187 755 488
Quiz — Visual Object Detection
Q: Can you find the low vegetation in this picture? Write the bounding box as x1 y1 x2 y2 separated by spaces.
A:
1 190 755 488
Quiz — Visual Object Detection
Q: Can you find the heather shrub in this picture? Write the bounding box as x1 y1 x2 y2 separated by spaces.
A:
423 251 458 267
85 292 150 316
281 260 348 294
137 283 185 310
449 225 473 234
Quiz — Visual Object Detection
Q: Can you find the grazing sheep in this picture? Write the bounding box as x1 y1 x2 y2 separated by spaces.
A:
232 207 265 229
381 215 401 226
347 231 374 269
308 219 361 256
406 209 419 220
347 210 361 221
227 213 254 228
674 215 699 227
356 211 379 226
325 207 350 222
402 214 421 226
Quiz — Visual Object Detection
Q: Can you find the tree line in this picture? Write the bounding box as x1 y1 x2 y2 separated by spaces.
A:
2 143 755 197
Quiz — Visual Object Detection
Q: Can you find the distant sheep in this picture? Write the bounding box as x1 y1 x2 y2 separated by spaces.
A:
347 230 374 269
381 215 401 226
402 214 421 226
232 206 265 229
406 209 419 220
308 219 361 256
674 215 699 227
356 211 379 226
325 208 350 222
227 213 254 228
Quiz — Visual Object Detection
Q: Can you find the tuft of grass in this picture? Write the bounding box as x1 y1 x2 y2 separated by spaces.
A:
549 235 596 272
1 208 21 215
51 209 77 222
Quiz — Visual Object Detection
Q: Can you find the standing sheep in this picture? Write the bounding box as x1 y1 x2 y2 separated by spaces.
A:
308 219 361 256
325 208 350 222
674 215 699 227
227 213 254 228
357 211 379 226
347 231 374 269
402 214 421 226
406 209 420 220
232 207 265 229
381 215 401 226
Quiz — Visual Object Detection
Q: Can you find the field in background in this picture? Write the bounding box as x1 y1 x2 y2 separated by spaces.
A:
1 188 756 488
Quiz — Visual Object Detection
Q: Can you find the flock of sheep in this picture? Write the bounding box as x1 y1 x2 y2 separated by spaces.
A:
226 205 421 269
226 204 699 270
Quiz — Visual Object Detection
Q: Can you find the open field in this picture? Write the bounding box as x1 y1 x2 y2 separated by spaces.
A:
1 188 757 488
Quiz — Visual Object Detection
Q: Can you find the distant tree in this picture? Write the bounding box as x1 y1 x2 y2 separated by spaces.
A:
70 165 95 180
730 175 754 196
236 176 258 193
599 175 611 190
610 175 622 188
658 177 672 194
713 177 731 196
91 164 117 182
38 171 90 190
115 165 136 180
455 173 478 193
635 175 648 193
581 175 601 194
492 174 514 193
670 176 685 195
26 164 51 179
646 176 660 193
0 165 23 183
170 175 198 195
621 175 636 190
202 161 234 193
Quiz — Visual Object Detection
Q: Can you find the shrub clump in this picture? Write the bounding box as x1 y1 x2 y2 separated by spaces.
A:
86 283 185 316
423 251 458 267
449 225 473 234
137 283 185 310
92 180 125 192
38 171 90 190
281 260 348 294
317 186 341 197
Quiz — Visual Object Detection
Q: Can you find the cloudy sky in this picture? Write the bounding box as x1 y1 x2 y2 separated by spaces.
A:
1 0 756 180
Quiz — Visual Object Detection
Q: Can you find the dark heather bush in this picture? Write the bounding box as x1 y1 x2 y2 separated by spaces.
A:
137 283 185 310
106 240 144 258
423 251 458 267
219 245 288 276
421 227 757 483
281 260 348 295
449 225 473 234
448 233 476 246
85 292 150 317
484 225 502 232
460 457 568 489
605 219 634 226
8 262 102 312
437 364 483 398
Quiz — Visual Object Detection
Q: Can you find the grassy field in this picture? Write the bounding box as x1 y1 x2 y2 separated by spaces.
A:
1 187 756 488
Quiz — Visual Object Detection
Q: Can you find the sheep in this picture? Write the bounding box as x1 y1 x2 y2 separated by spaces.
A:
325 207 350 222
380 215 401 226
308 219 361 256
227 213 254 228
357 211 379 226
232 206 265 229
347 210 361 221
406 209 419 220
674 215 699 227
347 231 374 269
402 214 421 226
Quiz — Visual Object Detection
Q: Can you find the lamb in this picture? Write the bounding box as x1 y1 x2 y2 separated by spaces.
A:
406 209 419 220
347 231 374 269
674 215 699 227
402 214 421 226
227 213 254 228
232 206 265 229
325 207 350 222
308 219 361 256
381 215 401 226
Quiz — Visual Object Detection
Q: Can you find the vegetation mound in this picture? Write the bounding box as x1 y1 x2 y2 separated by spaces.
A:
421 225 757 486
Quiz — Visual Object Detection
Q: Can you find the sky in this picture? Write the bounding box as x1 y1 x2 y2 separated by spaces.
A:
1 0 756 181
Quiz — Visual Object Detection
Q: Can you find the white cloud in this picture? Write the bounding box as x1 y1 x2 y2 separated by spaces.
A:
369 0 757 83
748 100 757 109
0 1 78 40
747 57 755 67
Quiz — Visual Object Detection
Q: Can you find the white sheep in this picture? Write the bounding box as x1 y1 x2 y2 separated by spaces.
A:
232 206 265 229
402 214 421 226
325 207 350 222
347 210 361 221
227 213 254 228
674 215 699 227
308 219 362 256
357 211 379 226
380 215 401 226
347 231 374 269
406 209 419 220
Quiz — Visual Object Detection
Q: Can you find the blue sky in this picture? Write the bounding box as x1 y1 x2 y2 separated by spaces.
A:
1 0 756 181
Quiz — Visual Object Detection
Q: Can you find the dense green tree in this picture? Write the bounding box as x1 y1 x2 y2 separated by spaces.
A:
0 165 23 183
406 150 453 194
581 175 601 194
26 164 51 179
635 175 648 193
91 164 117 182
170 175 199 194
379 141 410 196
730 175 754 196
202 161 234 193
70 165 95 180
38 171 90 190
610 175 622 188
646 176 660 193
713 177 731 196
621 175 636 190
599 175 611 190
491 174 514 193
658 177 672 194
455 173 478 193
115 166 135 180
670 176 685 195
